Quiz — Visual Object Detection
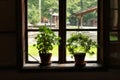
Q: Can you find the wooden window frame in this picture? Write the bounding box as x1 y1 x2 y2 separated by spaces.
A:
17 0 107 70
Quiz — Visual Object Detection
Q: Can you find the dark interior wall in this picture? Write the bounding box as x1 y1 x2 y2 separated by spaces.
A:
0 0 120 80
0 0 17 66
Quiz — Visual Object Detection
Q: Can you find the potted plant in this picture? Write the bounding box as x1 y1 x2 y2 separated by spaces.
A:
33 26 61 66
67 33 97 67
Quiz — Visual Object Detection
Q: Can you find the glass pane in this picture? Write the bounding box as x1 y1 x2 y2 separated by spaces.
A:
110 10 118 30
66 31 97 61
109 32 118 41
27 0 59 29
110 0 118 9
28 31 59 62
66 0 97 29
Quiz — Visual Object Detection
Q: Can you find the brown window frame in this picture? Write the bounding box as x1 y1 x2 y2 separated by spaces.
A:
18 0 107 69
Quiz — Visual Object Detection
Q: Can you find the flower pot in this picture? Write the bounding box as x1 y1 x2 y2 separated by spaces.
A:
74 53 86 67
39 53 52 66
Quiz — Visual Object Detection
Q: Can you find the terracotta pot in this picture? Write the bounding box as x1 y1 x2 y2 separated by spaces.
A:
74 53 86 67
39 53 52 66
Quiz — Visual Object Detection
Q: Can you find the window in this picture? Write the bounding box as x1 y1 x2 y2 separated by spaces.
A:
108 0 120 67
20 0 104 69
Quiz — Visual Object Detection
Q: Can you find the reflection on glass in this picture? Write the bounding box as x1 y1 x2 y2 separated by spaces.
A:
110 0 118 8
66 31 97 61
109 32 118 41
66 0 97 29
27 0 59 29
110 10 118 29
28 31 59 61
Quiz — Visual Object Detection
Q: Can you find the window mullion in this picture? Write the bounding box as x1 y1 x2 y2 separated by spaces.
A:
59 0 66 63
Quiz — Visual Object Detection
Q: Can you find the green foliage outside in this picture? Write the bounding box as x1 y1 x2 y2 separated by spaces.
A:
41 0 58 18
67 0 97 25
28 0 97 25
28 5 40 25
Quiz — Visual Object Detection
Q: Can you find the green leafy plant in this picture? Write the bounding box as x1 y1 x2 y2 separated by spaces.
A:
67 33 97 57
33 26 61 54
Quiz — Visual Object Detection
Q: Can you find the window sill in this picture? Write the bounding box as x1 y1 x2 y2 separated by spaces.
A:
22 63 106 72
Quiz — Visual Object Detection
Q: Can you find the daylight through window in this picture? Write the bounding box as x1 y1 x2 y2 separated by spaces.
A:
26 0 98 63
